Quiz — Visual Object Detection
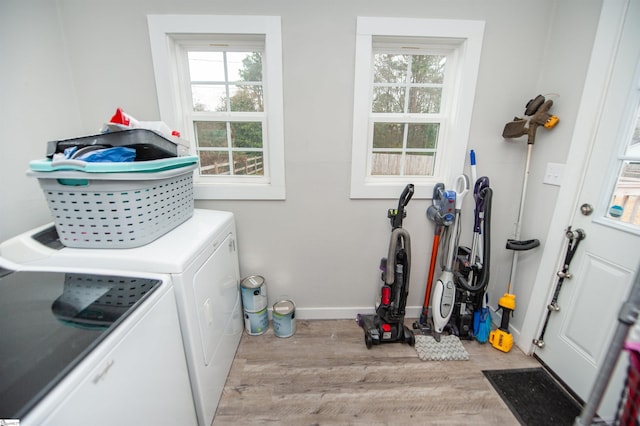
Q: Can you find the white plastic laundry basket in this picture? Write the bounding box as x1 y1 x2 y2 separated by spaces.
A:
28 161 197 249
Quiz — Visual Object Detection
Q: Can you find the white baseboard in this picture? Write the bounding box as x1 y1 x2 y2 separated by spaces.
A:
280 306 532 341
289 305 535 351
290 306 523 340
290 305 424 320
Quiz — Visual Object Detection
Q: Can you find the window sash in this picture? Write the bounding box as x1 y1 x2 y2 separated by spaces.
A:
147 15 285 200
176 41 270 183
350 17 485 199
366 46 454 178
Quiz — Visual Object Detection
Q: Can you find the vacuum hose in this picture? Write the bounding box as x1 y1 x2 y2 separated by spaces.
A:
385 228 411 285
385 227 411 319
456 187 492 293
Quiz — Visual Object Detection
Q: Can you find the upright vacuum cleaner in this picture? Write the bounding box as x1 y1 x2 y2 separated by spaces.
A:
451 175 493 340
413 183 455 334
431 175 470 341
357 184 416 349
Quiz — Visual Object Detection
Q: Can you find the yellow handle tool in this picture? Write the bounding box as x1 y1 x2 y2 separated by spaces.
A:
489 293 515 353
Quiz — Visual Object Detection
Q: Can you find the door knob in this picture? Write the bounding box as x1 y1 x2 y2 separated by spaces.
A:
580 203 593 216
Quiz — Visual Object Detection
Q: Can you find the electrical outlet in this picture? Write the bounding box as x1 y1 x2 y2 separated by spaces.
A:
544 162 565 186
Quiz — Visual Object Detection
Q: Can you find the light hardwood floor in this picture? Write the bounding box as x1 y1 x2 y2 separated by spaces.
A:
213 319 540 426
213 319 542 425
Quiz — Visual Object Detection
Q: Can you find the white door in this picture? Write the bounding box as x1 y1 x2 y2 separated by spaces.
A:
532 0 640 421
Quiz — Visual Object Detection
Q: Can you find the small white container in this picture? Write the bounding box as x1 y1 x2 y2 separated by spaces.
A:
243 308 268 336
240 275 267 313
272 299 296 338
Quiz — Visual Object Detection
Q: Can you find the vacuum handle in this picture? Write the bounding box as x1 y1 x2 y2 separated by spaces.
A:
398 184 414 209
432 182 445 205
389 184 414 229
454 174 470 210
473 177 491 232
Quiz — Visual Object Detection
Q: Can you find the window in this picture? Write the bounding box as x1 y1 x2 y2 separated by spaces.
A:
184 43 265 177
370 42 449 177
350 18 485 199
605 82 640 229
147 15 285 200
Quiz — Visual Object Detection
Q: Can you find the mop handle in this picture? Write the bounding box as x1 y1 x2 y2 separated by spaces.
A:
470 150 477 186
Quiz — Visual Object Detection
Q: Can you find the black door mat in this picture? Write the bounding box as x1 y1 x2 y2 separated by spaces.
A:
483 367 582 426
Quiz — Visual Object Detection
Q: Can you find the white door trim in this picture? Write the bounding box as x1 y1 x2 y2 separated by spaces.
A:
519 0 630 354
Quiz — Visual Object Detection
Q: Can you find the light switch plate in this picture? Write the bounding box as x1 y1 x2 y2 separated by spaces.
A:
544 162 565 186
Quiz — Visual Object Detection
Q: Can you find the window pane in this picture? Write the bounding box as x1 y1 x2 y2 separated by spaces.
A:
411 55 446 84
373 122 404 149
191 84 226 112
371 123 438 176
608 161 640 226
230 122 263 148
625 107 640 155
226 52 262 82
188 52 225 81
405 152 436 175
371 152 402 175
194 122 227 148
199 151 231 175
373 54 408 83
407 123 439 149
372 87 405 113
408 87 442 113
232 151 264 176
229 85 264 112
606 101 640 227
189 51 264 113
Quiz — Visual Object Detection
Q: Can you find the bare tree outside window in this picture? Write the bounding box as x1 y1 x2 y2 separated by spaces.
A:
370 53 445 176
189 51 265 176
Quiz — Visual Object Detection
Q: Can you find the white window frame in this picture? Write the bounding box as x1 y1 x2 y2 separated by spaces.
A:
350 17 485 199
147 15 285 200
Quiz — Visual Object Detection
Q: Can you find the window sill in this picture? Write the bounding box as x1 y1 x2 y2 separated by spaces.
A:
194 182 285 200
350 180 440 200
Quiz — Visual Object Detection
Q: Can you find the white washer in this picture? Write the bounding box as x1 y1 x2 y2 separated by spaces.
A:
0 258 198 425
1 209 243 426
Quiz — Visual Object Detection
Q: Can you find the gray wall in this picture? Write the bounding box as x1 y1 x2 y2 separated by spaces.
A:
0 0 602 338
0 1 86 235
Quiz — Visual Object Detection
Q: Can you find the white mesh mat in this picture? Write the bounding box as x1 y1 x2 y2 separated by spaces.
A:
414 335 469 361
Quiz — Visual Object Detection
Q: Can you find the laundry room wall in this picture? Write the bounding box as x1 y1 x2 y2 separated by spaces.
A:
0 0 603 346
0 0 85 240
501 1 604 340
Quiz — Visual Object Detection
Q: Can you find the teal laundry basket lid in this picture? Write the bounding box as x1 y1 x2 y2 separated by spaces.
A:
28 155 198 174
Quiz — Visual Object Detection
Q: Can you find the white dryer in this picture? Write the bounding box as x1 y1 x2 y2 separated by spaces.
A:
0 209 243 426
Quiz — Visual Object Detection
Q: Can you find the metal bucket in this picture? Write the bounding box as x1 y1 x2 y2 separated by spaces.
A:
272 299 296 338
240 275 267 313
243 308 268 336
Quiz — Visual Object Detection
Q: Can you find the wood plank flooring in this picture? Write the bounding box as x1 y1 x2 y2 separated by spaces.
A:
213 319 541 425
